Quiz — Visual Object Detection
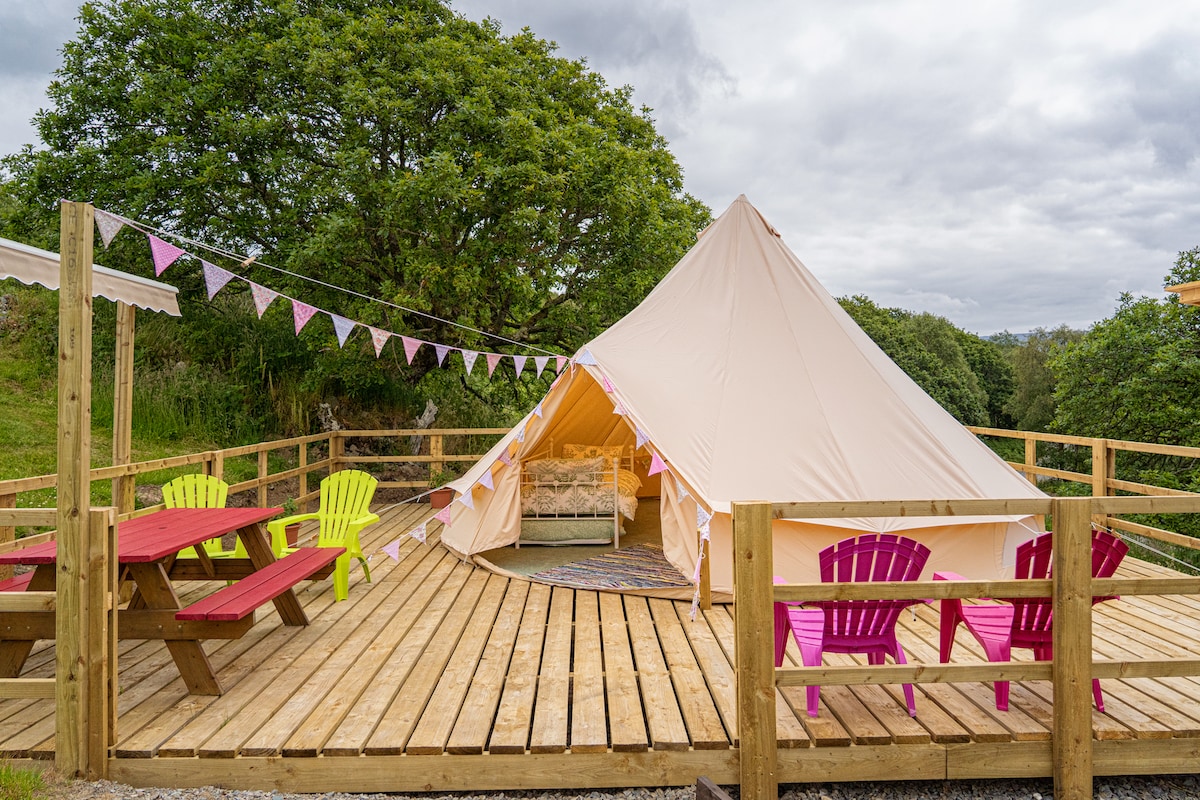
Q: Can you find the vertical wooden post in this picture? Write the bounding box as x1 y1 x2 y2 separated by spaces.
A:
298 440 309 513
102 507 118 751
56 200 103 778
257 449 268 508
429 433 443 483
699 534 712 610
1091 439 1110 527
87 507 115 763
0 493 13 581
1024 434 1038 485
211 451 224 481
110 302 136 517
1051 497 1093 800
330 432 345 473
732 501 776 800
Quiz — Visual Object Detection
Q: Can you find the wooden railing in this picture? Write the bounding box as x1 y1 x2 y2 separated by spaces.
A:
732 495 1200 800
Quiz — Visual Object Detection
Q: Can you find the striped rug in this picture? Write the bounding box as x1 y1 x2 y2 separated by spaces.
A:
530 543 692 590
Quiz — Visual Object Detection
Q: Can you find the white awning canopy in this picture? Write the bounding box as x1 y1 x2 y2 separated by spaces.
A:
0 236 181 315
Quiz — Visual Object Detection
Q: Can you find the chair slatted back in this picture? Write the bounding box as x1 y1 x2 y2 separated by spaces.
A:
316 470 379 546
816 533 931 639
162 474 228 509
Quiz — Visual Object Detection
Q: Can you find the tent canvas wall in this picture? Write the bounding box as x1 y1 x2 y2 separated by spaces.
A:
441 196 1046 596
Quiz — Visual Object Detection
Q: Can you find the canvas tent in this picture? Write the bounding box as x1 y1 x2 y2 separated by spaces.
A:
440 195 1046 597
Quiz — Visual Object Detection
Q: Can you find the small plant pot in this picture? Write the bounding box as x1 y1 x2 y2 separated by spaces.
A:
285 523 301 548
429 487 455 509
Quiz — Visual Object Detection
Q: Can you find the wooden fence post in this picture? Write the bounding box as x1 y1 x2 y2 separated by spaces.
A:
299 440 309 513
700 534 712 610
732 501 776 800
110 301 136 517
1052 497 1093 800
429 433 444 483
0 493 13 581
257 449 268 508
1024 434 1038 486
1091 439 1111 527
330 432 345 473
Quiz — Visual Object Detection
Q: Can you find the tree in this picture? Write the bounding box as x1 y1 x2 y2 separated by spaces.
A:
2 0 709 427
996 326 1081 432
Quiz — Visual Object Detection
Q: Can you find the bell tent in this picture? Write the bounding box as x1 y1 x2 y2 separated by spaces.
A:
440 195 1046 597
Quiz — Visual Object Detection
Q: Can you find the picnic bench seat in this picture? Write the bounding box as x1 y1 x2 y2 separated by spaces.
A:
0 573 34 592
176 547 344 622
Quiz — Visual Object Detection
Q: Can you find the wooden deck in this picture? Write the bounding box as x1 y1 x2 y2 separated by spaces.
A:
4 503 1200 791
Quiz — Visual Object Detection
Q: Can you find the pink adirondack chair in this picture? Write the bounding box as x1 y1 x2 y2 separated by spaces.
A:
937 527 1128 712
774 533 932 717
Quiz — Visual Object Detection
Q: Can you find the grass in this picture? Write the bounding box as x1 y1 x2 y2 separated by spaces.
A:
0 762 46 800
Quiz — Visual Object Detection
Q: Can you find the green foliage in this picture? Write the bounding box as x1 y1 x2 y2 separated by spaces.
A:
0 762 45 800
838 296 1012 426
1 0 709 432
994 326 1082 432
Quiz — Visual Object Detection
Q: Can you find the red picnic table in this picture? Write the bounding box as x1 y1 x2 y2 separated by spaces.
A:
0 507 343 695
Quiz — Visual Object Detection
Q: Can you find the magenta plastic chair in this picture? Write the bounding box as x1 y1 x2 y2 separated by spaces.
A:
774 533 931 717
937 527 1128 712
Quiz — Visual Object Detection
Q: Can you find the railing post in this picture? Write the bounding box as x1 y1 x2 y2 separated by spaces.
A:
1091 439 1111 527
298 439 309 513
330 432 345 473
0 493 13 581
700 534 712 610
1024 434 1038 485
1052 497 1093 800
110 301 136 517
257 449 268 508
732 500 776 800
429 433 444 484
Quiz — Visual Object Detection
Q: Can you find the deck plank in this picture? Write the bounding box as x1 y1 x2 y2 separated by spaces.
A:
623 597 690 751
570 590 608 753
529 587 574 754
488 582 551 755
648 598 728 749
598 593 648 753
674 601 738 745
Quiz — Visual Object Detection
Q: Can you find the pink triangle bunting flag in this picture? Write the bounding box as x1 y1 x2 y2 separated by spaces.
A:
93 209 125 248
382 538 402 562
499 449 513 466
434 343 450 366
534 356 550 377
612 400 626 416
461 349 479 374
458 490 475 510
369 327 390 357
202 261 235 300
533 402 543 418
576 348 597 366
479 469 494 491
251 283 279 318
486 353 503 377
401 336 422 365
512 355 527 377
410 523 427 544
331 314 356 347
601 375 616 393
556 356 568 374
434 505 453 525
293 301 319 333
648 452 668 476
692 549 704 586
147 234 187 276
635 427 649 450
676 476 691 502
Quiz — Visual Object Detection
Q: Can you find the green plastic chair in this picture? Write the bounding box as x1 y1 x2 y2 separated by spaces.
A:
161 474 243 558
266 469 379 601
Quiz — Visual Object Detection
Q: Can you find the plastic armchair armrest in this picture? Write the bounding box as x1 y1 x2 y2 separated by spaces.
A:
267 512 321 555
344 513 381 558
933 570 966 582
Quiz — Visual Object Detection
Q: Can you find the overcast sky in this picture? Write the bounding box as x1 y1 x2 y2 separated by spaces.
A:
3 0 1198 335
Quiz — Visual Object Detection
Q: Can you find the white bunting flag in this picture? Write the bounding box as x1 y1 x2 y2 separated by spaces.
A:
461 349 479 374
635 427 650 449
612 400 626 416
533 402 543 418
516 424 526 443
534 356 550 377
434 343 450 365
486 353 503 377
556 356 568 374
147 234 186 276
93 209 125 248
331 314 356 347
576 349 597 366
434 505 453 525
409 523 427 544
697 506 713 535
401 336 422 364
676 476 691 502
382 538 402 561
202 261 235 300
459 490 475 510
369 327 390 357
479 469 494 490
513 355 527 377
293 301 319 334
648 452 668 475
499 449 513 466
251 283 278 317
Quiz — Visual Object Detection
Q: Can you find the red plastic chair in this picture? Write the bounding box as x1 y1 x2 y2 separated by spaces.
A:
937 527 1128 712
774 533 932 717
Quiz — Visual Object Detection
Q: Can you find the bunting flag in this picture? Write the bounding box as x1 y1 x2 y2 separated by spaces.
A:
410 522 427 544
635 427 650 449
401 336 422 365
612 400 626 416
202 261 235 300
692 547 705 586
697 506 714 535
461 349 479 374
147 234 187 276
93 209 125 248
516 424 526 443
499 449 513 466
556 356 568 374
251 283 279 317
513 355 527 377
486 353 503 377
533 402 543 418
459 490 475 510
382 538 402 561
434 505 453 525
479 469 494 491
648 452 668 476
330 314 356 347
434 343 450 366
601 375 616 393
676 476 691 502
369 326 390 357
534 356 550 377
576 349 597 366
293 301 319 334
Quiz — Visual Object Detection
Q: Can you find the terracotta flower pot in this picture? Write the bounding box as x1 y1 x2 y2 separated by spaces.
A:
285 523 301 548
429 487 455 509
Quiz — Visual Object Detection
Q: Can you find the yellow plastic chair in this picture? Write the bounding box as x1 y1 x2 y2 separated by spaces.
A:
266 469 379 601
161 474 242 558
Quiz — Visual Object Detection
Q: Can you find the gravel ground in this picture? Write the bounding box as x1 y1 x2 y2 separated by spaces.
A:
40 775 1200 800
